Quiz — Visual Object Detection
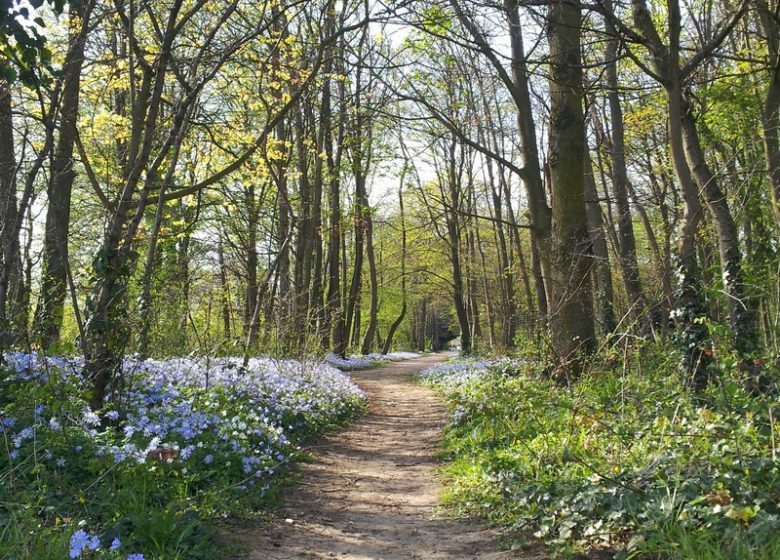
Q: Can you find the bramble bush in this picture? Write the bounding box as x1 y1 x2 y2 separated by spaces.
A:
0 353 366 559
419 347 780 559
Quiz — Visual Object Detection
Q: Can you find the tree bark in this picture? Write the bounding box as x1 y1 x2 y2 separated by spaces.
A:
218 236 231 340
603 0 646 325
583 142 616 335
326 23 346 354
757 0 780 228
627 0 714 388
34 0 94 347
0 84 23 347
381 173 408 354
504 0 552 317
546 0 595 379
678 97 757 355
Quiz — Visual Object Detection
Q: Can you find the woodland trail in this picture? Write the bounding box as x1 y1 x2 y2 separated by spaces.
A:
232 353 540 560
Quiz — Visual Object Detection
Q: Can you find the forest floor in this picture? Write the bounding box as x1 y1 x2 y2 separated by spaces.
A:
230 353 541 559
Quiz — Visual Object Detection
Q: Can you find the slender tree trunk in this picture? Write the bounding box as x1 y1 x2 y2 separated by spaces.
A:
444 137 471 355
757 1 780 228
293 104 312 346
478 222 498 347
483 147 516 346
382 177 408 354
603 0 646 324
136 186 167 358
625 176 668 325
35 0 94 347
0 84 23 346
505 0 552 316
309 47 329 345
343 184 366 352
218 237 231 340
680 96 758 356
360 204 379 354
466 223 482 346
666 80 713 389
639 150 675 327
629 0 713 388
351 295 361 349
326 30 346 354
583 143 616 335
243 185 259 341
499 170 534 317
270 9 292 334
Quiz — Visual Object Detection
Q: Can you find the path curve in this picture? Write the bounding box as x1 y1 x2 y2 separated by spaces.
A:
234 353 538 560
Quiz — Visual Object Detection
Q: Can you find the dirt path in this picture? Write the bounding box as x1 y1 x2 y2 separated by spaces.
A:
234 353 538 560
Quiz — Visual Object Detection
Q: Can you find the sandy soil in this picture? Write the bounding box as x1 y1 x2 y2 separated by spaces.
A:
230 353 542 560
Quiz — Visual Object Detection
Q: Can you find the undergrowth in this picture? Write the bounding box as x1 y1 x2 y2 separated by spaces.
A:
419 345 780 559
0 354 366 559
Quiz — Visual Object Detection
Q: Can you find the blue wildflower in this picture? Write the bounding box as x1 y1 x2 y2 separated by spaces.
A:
68 530 89 558
13 426 34 448
88 534 100 551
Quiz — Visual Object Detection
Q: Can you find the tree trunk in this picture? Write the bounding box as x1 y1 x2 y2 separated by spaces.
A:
680 96 758 356
34 1 94 347
603 0 646 324
0 84 23 347
546 0 595 379
293 103 312 346
325 30 346 354
758 1 780 228
630 0 714 388
218 236 231 340
583 143 616 335
445 137 471 355
136 186 167 358
381 177 408 354
360 204 379 354
666 78 713 390
485 147 516 347
243 185 259 342
505 0 552 317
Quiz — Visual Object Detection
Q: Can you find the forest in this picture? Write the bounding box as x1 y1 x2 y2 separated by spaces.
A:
1 0 780 558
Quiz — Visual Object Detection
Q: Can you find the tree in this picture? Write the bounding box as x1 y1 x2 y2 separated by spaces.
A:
33 0 94 348
546 0 595 378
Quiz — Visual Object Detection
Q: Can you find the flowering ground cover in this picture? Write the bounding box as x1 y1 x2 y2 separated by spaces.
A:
0 353 366 559
418 351 780 559
324 351 420 370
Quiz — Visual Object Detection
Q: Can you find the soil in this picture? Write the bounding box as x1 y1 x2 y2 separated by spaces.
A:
231 353 544 560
